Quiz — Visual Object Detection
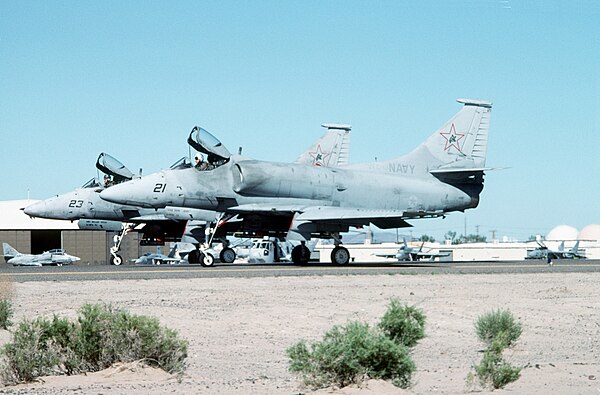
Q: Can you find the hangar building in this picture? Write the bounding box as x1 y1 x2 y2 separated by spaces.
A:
0 200 145 265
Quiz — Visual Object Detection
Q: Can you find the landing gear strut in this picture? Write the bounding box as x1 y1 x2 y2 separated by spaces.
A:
110 224 135 265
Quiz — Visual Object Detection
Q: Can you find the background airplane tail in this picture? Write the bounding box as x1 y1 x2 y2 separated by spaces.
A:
2 243 20 259
295 124 351 167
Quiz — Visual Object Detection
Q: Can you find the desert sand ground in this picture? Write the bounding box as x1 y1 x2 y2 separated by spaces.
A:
1 271 599 394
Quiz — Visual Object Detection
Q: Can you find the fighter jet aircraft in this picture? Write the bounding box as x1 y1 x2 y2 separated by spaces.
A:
24 125 351 266
131 245 183 265
101 99 493 265
526 240 585 260
3 243 80 266
23 153 218 265
375 239 450 262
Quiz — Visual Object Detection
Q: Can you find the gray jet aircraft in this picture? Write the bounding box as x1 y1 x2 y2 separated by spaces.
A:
23 153 218 265
131 245 183 265
526 240 585 260
375 239 450 262
3 243 80 266
24 125 351 266
101 99 493 265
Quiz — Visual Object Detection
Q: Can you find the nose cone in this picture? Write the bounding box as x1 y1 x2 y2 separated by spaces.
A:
100 181 145 206
23 201 48 218
100 174 168 208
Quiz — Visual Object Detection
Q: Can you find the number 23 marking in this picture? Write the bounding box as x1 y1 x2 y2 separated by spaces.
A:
68 200 83 208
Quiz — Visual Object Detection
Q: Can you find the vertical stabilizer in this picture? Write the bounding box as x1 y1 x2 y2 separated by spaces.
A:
296 124 351 167
2 243 20 259
570 241 580 254
167 244 178 258
422 99 492 170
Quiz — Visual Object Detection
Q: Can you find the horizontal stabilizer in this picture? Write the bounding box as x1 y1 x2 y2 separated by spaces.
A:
456 98 492 108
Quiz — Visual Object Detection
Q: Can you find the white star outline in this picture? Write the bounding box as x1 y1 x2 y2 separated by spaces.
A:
440 123 465 153
309 144 331 166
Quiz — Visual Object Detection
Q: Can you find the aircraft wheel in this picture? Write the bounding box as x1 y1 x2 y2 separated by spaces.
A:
331 246 350 265
201 253 215 267
188 250 202 264
153 259 161 265
219 247 236 263
110 255 123 266
291 245 310 265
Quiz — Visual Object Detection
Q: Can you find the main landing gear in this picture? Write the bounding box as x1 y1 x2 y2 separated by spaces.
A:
290 234 351 265
188 214 237 267
291 242 311 265
331 245 350 265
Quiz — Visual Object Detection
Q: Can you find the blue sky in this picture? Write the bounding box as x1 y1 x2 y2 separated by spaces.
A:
1 1 598 241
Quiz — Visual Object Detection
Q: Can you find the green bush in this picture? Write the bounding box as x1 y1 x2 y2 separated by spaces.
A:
288 300 426 390
378 298 425 347
470 310 522 389
288 321 415 389
475 309 522 348
0 300 13 330
0 304 188 385
473 348 521 389
0 318 64 384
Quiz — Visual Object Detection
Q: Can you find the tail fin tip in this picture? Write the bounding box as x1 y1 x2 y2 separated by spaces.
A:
457 98 492 108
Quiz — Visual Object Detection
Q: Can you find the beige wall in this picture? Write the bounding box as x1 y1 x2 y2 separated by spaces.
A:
62 230 108 265
1 230 32 260
2 229 176 266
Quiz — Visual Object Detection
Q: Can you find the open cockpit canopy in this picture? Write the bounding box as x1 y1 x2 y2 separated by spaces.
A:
96 153 134 183
187 126 231 165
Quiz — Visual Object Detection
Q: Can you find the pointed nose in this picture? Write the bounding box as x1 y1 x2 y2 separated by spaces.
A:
23 201 48 218
100 180 157 208
100 182 136 205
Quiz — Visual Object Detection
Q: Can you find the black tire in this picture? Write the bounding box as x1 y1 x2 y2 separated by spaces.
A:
219 247 236 263
188 249 202 264
201 253 215 267
110 254 123 266
331 246 350 265
291 245 310 265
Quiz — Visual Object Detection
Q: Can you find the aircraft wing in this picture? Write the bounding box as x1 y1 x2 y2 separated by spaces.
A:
159 257 182 262
228 204 414 229
374 253 399 259
294 207 414 229
412 251 450 258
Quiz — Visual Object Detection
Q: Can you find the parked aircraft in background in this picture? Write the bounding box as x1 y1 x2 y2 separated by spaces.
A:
526 240 585 260
24 125 351 266
100 99 494 266
2 243 80 266
132 245 183 265
375 239 449 261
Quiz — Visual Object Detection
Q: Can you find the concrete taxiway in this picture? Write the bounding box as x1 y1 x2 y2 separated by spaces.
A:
1 259 599 282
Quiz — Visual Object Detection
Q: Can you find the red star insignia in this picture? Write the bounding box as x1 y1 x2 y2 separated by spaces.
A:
440 124 465 152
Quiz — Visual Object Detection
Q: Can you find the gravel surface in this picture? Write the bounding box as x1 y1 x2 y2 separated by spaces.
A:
1 272 599 394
